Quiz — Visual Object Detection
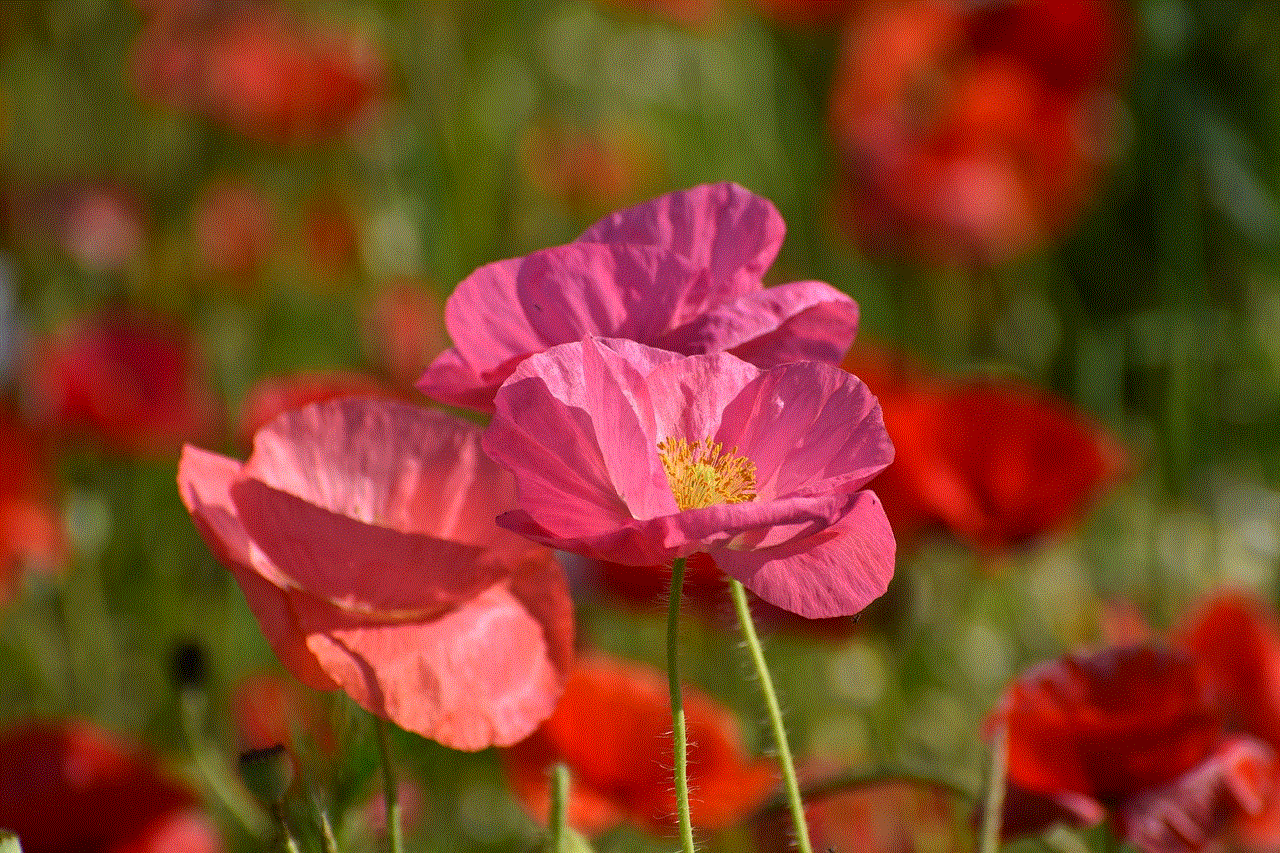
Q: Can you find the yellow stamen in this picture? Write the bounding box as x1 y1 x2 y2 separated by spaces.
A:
657 436 757 511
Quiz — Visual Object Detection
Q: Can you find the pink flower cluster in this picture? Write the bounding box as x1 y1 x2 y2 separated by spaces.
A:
179 183 895 749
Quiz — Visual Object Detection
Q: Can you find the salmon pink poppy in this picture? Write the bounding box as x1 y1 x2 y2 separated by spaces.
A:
503 653 777 835
0 719 221 853
482 336 895 619
177 397 574 750
418 183 860 413
236 370 396 448
992 645 1276 853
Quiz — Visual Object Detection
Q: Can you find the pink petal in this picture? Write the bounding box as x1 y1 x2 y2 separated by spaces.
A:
516 243 710 346
231 479 506 617
577 182 784 295
415 347 499 413
243 398 526 553
176 445 335 691
710 491 895 618
290 555 574 751
659 280 859 368
718 361 893 499
644 351 761 445
485 339 678 530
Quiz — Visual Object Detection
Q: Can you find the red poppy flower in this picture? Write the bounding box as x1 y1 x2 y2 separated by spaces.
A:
27 312 222 455
844 344 1126 552
503 653 778 836
0 409 66 603
0 719 221 853
829 0 1124 261
199 8 383 145
992 645 1276 853
1176 593 1280 851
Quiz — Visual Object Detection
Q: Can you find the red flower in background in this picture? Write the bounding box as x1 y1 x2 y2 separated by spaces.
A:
199 8 383 145
1177 593 1280 850
0 409 67 603
27 312 222 456
130 3 383 145
829 0 1124 262
503 653 777 836
992 645 1275 853
844 344 1125 552
0 719 221 853
520 120 652 215
193 177 276 281
231 671 334 755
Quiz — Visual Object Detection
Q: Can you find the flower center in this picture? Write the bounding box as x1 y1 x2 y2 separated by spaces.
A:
657 436 757 511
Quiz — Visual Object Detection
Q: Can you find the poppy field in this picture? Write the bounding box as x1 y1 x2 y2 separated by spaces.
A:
1 2 1279 852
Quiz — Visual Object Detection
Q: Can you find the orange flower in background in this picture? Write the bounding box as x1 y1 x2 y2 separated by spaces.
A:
503 653 778 836
521 120 652 216
829 0 1124 262
992 645 1275 853
755 780 960 853
193 177 276 281
844 343 1126 552
0 719 222 853
361 280 448 390
236 370 396 448
231 671 335 756
0 408 67 603
27 312 222 456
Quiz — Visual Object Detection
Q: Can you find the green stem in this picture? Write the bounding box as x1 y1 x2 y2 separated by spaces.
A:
270 802 302 853
667 556 697 853
728 579 813 853
549 762 570 852
979 722 1009 853
374 717 404 853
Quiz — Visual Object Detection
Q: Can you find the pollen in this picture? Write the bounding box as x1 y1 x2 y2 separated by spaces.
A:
657 436 758 511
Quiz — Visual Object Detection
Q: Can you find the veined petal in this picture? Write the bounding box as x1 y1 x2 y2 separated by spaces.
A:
176 445 335 691
645 351 761 445
711 490 895 618
291 556 573 751
719 360 893 499
231 479 506 617
577 182 784 296
441 254 545 372
659 280 859 367
516 243 709 346
415 347 500 413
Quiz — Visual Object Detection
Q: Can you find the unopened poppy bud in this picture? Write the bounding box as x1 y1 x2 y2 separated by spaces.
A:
238 744 293 804
169 640 207 690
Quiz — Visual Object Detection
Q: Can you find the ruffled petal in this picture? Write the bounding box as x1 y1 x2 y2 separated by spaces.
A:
176 445 335 691
577 182 784 297
710 490 895 618
516 243 709 346
718 361 893 499
231 479 505 617
659 280 859 368
415 347 500 413
291 555 573 751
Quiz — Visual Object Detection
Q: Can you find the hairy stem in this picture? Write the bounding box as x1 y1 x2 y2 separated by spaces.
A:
667 556 697 853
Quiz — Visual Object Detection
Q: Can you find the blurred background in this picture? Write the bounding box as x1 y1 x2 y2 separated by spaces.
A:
0 1 1278 851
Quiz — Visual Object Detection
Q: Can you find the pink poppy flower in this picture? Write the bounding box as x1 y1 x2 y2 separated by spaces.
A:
482 336 895 619
418 183 860 413
177 397 575 750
